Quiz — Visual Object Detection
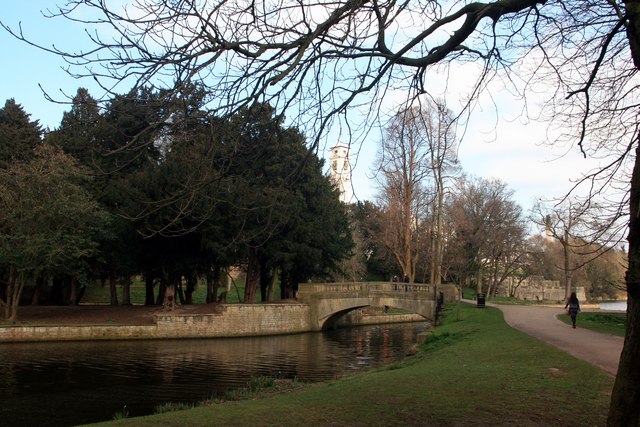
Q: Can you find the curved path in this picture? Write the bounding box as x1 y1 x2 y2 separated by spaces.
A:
477 301 624 376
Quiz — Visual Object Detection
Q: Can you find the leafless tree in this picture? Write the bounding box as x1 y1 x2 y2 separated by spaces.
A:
374 98 458 283
484 213 529 299
533 202 585 298
375 106 432 282
422 99 460 285
3 0 640 423
532 200 622 298
446 175 526 296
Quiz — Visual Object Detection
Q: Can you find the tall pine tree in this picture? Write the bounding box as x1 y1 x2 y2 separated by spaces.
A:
0 99 41 168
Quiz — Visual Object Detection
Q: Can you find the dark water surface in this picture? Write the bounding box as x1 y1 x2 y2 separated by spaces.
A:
0 322 428 426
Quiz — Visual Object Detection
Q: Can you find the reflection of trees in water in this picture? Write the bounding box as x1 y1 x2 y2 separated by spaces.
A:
1 322 429 426
323 322 428 372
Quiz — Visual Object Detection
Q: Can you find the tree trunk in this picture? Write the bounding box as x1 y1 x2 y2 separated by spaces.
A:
608 140 640 425
488 259 499 299
68 276 78 306
563 228 572 298
429 210 437 284
244 247 259 303
49 276 65 305
206 269 215 304
267 268 279 302
185 272 197 305
280 270 295 300
174 275 185 305
109 275 118 305
218 268 229 303
6 269 25 322
3 267 16 320
0 271 7 308
144 272 155 306
156 276 166 306
259 257 270 302
430 177 444 285
122 277 131 306
403 196 413 282
30 277 44 306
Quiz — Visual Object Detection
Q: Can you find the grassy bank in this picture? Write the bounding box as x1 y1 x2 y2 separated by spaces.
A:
558 312 626 337
90 303 613 427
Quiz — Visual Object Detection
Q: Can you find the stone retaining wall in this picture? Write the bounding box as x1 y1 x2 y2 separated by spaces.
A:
0 304 425 343
0 324 158 342
155 304 311 338
336 311 425 327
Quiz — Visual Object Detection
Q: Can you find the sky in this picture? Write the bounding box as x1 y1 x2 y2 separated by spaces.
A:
0 2 608 226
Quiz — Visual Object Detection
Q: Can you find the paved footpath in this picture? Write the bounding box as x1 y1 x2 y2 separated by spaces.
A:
476 302 624 376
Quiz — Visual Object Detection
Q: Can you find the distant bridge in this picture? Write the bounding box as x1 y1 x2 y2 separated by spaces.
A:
297 282 459 330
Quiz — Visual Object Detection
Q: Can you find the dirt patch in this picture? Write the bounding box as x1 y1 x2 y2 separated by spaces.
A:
9 304 222 326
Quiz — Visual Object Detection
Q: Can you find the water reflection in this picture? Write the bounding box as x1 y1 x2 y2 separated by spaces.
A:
0 322 428 426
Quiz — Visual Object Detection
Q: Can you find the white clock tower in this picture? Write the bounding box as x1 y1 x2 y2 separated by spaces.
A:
329 143 353 203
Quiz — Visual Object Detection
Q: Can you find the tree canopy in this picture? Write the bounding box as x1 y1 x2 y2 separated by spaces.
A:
0 85 354 316
0 144 110 320
0 99 41 168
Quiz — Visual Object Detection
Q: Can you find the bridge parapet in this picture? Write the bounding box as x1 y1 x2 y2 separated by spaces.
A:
297 282 437 298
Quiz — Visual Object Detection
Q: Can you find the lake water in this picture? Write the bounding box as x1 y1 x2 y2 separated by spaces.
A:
599 301 627 311
0 321 428 426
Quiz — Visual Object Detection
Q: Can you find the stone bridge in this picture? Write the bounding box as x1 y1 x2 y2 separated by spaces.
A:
297 282 459 331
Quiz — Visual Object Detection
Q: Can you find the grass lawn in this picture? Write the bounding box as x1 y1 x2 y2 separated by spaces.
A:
89 302 613 426
80 278 248 305
558 311 626 337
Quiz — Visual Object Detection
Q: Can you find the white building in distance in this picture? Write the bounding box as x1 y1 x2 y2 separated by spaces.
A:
329 143 353 204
